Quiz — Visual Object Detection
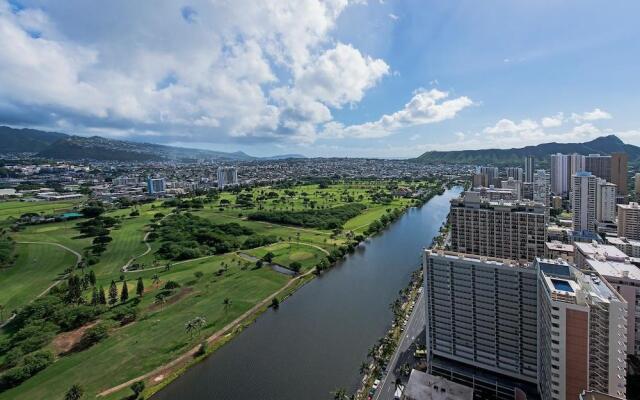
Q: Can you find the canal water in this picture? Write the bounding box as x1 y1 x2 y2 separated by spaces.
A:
153 187 462 400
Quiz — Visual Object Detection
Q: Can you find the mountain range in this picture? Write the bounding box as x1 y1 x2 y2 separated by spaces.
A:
414 135 640 166
0 126 305 161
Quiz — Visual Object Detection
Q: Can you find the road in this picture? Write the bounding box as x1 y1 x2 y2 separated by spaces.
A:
373 291 425 400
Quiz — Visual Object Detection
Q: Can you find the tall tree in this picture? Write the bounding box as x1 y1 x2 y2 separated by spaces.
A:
120 280 129 303
90 287 99 305
136 277 144 297
98 285 107 305
88 270 96 286
66 274 83 304
108 280 118 305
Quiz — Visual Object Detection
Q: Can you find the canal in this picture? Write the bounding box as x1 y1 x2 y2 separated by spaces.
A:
153 186 462 400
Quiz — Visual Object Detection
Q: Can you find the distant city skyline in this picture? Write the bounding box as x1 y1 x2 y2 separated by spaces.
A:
1 0 639 157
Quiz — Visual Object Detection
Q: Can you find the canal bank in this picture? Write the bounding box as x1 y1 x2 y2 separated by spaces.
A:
152 186 462 400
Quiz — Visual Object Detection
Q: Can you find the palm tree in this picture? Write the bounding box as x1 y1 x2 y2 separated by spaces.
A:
64 384 84 400
331 388 348 400
185 320 196 338
359 362 368 376
154 294 166 310
152 273 160 287
223 297 232 311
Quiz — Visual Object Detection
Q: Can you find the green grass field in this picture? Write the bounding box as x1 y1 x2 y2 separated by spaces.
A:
0 243 76 311
0 180 437 399
0 199 84 226
0 253 288 400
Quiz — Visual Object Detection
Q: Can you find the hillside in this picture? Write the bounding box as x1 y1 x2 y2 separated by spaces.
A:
37 135 255 162
0 126 304 161
414 135 640 166
0 126 67 153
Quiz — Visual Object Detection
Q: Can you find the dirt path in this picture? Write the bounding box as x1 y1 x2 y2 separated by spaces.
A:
97 267 316 398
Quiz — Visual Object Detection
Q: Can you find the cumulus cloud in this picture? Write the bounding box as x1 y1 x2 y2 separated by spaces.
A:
457 109 617 150
323 89 473 138
0 0 404 145
541 112 564 128
483 119 538 134
571 108 612 123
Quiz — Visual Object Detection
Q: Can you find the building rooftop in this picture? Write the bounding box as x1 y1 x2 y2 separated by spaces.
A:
545 241 574 252
618 202 640 210
607 236 640 247
536 258 621 305
586 258 640 281
425 249 531 269
574 241 627 262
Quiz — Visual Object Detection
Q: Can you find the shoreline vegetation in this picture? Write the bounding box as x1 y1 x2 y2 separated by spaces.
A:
0 178 447 400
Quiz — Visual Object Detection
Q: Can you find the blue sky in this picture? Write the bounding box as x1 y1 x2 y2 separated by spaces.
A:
1 0 639 157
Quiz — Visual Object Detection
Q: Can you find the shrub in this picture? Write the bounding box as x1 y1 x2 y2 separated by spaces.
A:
0 350 53 390
163 280 181 290
79 323 108 349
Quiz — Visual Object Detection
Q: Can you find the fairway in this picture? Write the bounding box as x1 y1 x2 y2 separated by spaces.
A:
0 242 76 310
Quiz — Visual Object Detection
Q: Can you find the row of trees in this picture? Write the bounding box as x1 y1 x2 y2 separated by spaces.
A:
248 203 366 230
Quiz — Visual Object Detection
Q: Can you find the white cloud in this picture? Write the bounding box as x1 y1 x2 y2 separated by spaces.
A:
0 0 395 145
571 108 612 123
388 13 399 20
292 43 389 108
483 118 538 134
541 112 564 128
323 89 473 138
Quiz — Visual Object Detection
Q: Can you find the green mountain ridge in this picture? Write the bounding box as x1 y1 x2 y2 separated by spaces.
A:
0 126 305 161
414 135 640 166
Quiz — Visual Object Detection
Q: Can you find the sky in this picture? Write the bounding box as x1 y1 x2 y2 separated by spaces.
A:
1 0 639 158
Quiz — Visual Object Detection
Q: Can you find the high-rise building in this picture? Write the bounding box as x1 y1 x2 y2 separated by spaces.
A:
572 172 597 233
476 166 500 187
501 177 522 200
505 167 523 182
551 153 568 196
524 156 535 183
533 169 550 205
634 173 640 196
617 202 640 240
449 192 547 262
536 258 627 400
584 255 640 356
472 173 488 188
146 176 166 194
585 154 612 182
611 153 628 196
595 179 617 223
423 250 538 384
217 166 238 188
552 153 587 197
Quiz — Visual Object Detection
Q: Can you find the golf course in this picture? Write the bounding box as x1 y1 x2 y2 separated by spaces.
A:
0 179 442 399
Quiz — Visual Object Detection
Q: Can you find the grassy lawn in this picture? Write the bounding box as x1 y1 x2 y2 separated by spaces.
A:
245 242 327 271
0 199 84 226
0 243 76 311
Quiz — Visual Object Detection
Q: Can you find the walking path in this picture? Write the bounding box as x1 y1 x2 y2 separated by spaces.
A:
97 267 317 397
